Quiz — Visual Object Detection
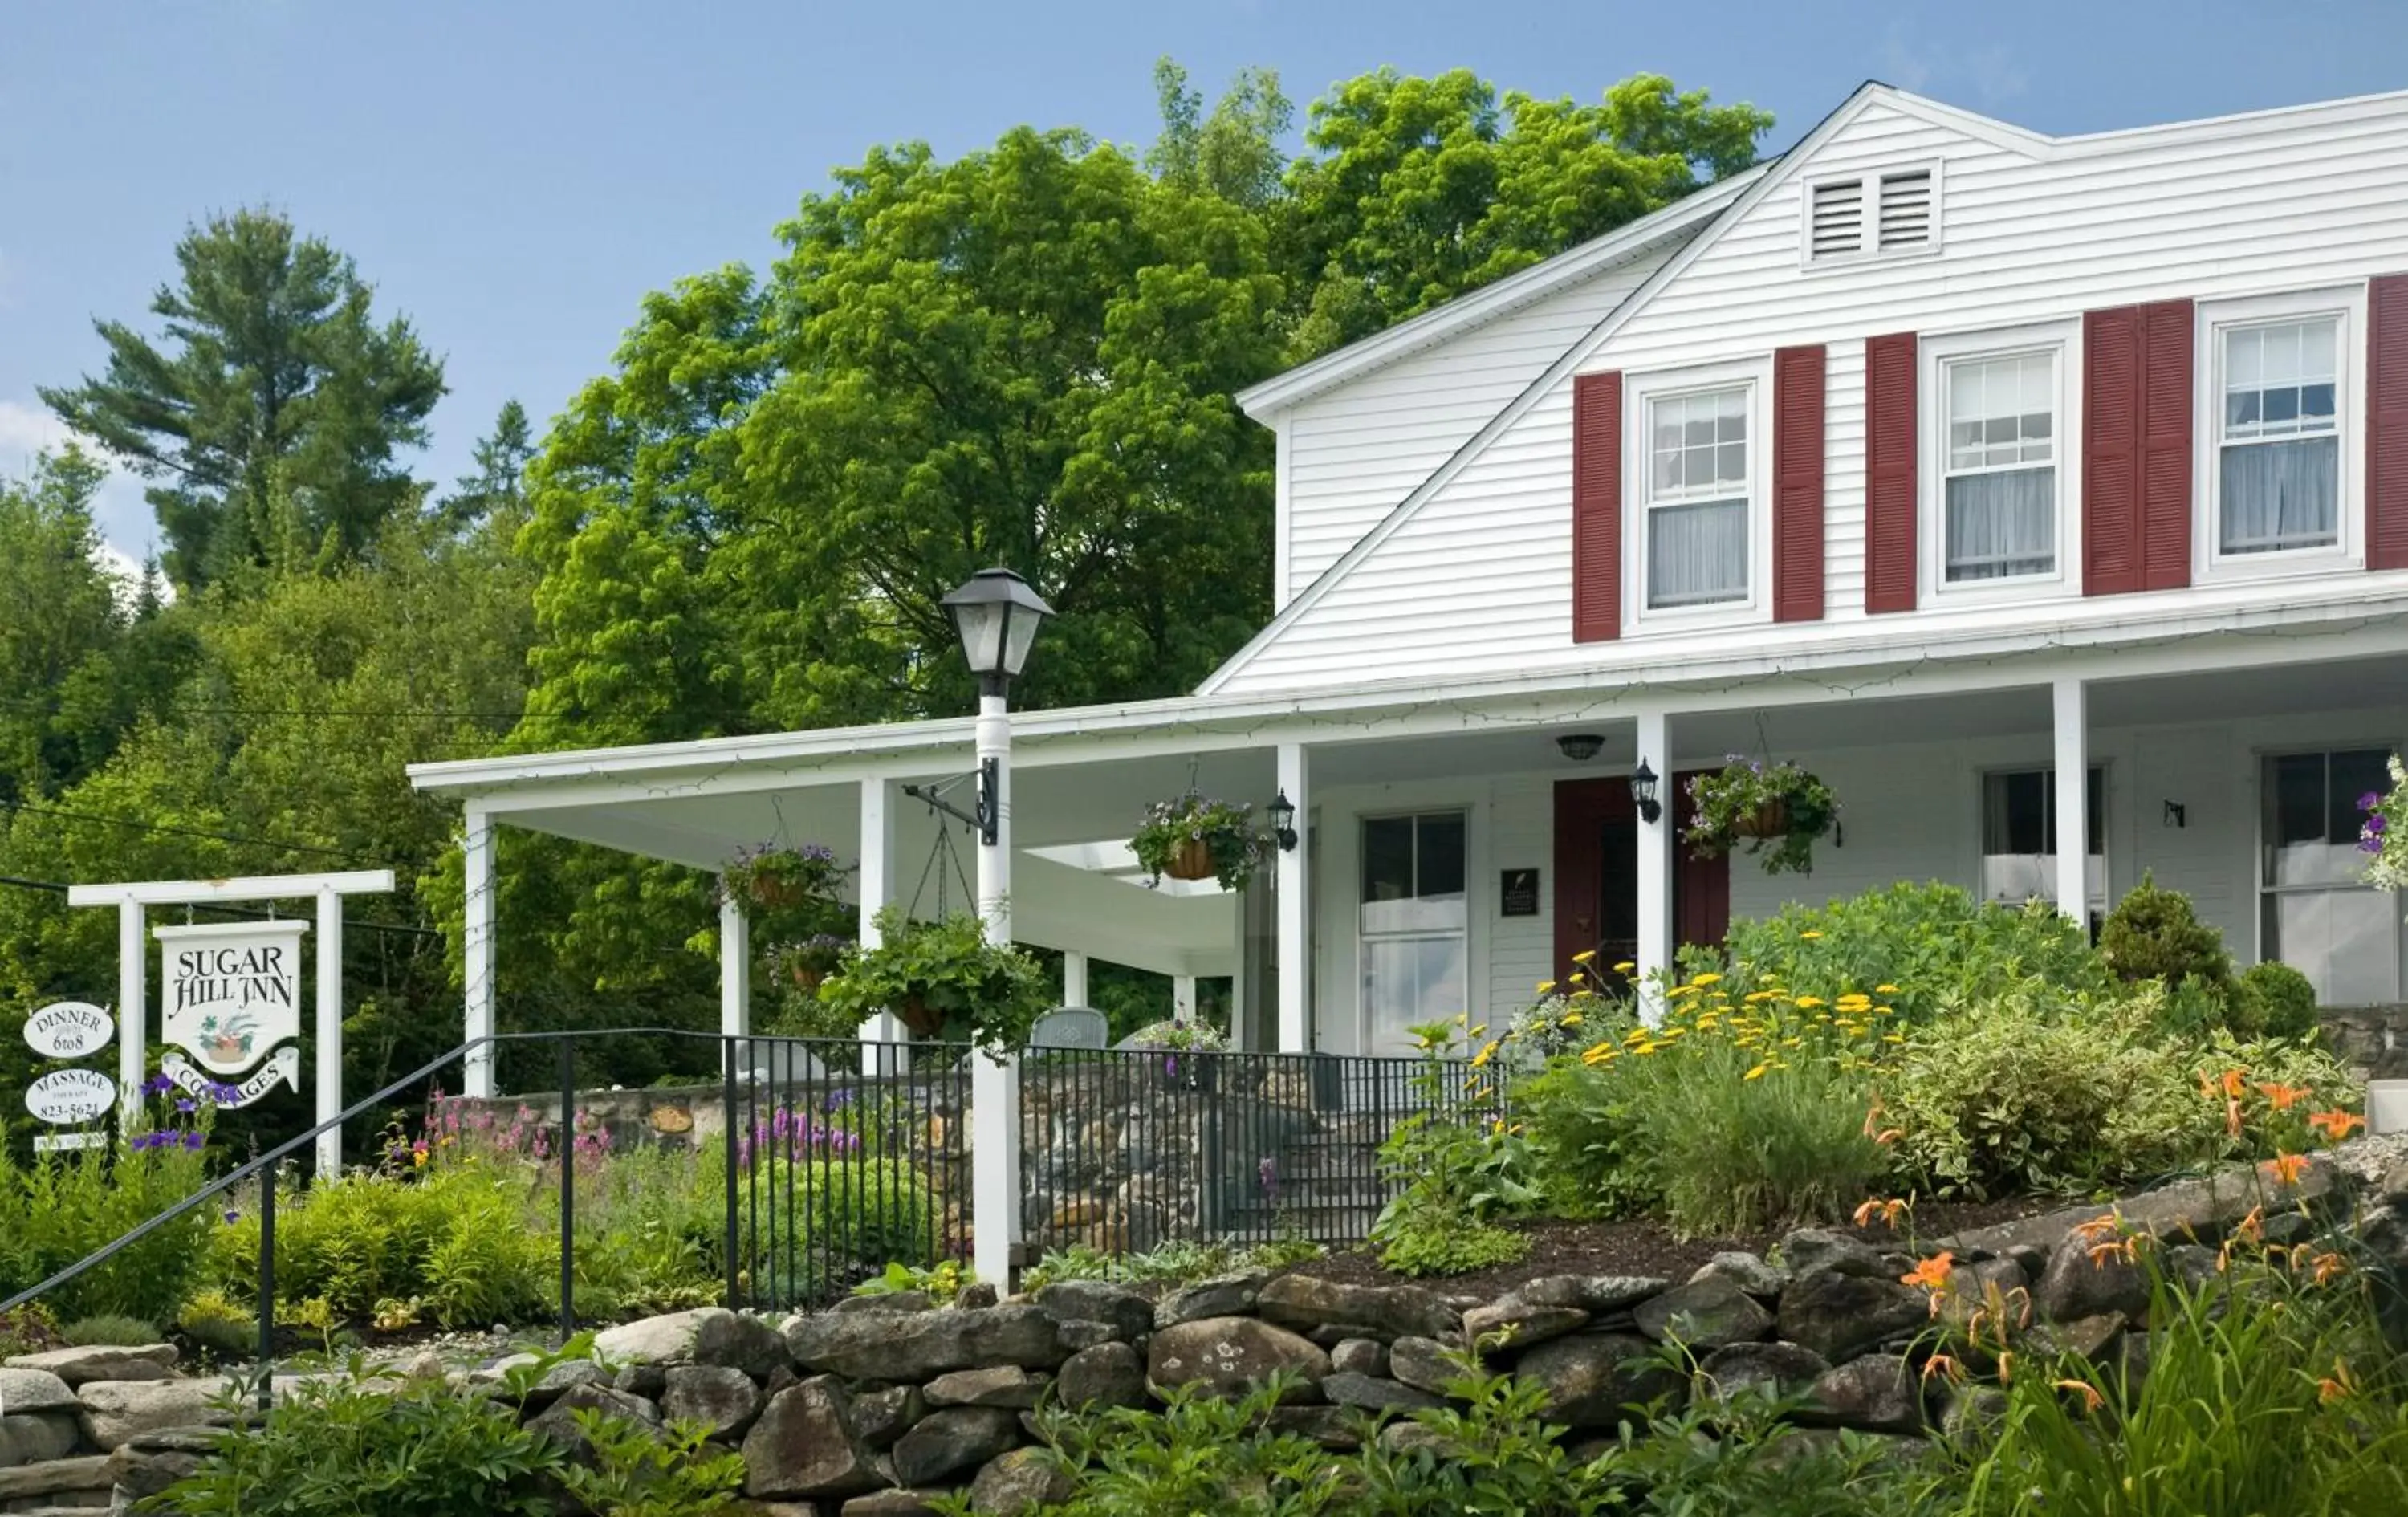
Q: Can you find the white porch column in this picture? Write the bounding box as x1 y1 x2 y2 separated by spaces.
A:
1173 974 1197 1021
970 695 1023 1287
1275 742 1311 1052
2052 677 2089 925
1061 950 1090 1008
315 888 344 1176
116 900 144 1125
718 892 750 1039
1634 711 1674 1024
857 776 902 1075
462 806 496 1098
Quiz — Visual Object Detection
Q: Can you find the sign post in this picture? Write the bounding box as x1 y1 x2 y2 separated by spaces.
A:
67 871 394 1177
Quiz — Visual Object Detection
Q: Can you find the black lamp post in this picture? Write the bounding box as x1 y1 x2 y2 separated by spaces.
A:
1629 759 1662 824
939 567 1053 910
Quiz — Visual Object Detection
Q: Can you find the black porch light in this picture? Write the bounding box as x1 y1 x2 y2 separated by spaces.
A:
942 567 1055 696
1268 790 1299 852
1629 759 1662 824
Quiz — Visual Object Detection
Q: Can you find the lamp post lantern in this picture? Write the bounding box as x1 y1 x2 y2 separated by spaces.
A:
942 567 1053 946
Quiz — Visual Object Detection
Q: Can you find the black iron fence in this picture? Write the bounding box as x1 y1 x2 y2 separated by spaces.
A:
1017 1047 1498 1255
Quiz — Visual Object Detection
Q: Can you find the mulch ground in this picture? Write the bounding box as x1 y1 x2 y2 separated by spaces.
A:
1278 1198 2059 1300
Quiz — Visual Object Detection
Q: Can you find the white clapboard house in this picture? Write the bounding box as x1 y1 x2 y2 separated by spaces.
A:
413 83 2408 1088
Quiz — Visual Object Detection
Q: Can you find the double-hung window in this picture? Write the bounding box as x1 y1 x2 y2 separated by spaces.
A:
1645 386 1751 609
1942 352 2057 582
2262 749 2397 1004
1360 812 1467 1054
2217 316 2341 556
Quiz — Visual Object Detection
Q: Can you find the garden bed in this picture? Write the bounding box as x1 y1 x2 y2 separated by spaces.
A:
1278 1197 2061 1299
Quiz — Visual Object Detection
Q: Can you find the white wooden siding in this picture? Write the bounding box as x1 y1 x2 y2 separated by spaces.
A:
1225 91 2408 694
1281 243 1678 600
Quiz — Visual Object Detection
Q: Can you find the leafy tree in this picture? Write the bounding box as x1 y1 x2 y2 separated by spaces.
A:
434 399 536 531
1279 71 1771 356
1148 58 1292 209
41 209 446 592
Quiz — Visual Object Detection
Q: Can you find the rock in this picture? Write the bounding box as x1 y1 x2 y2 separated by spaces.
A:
1035 1282 1153 1342
2166 1244 2222 1291
0 1452 112 1503
2007 1244 2052 1282
1057 1343 1146 1410
2037 1236 2151 1322
526 1382 660 1461
1690 1251 1786 1297
523 1358 608 1408
1777 1229 1889 1279
788 1304 1067 1381
955 1282 999 1309
2382 1161 2408 1207
1941 1385 2010 1439
925 1366 1052 1409
1695 1342 1830 1404
1387 1336 1456 1396
1516 1275 1670 1315
661 1364 763 1438
1931 1256 2030 1337
76 1379 234 1451
694 1309 790 1380
1378 1421 1455 1456
612 1364 668 1400
106 1431 213 1500
594 1307 723 1366
832 1290 932 1315
852 1384 925 1447
1511 1333 1678 1428
1147 1317 1330 1402
842 1492 948 1517
1804 1353 1924 1433
1776 1274 1930 1364
1330 1339 1389 1377
0 1367 77 1415
1153 1270 1270 1328
2260 1211 2316 1246
1943 1158 2352 1260
2024 1312 2125 1364
892 1406 1022 1486
1055 1319 1121 1352
5 1344 177 1388
1255 1275 1458 1341
1462 1297 1590 1352
970 1446 1074 1515
1762 1427 1930 1473
1632 1278 1773 1350
0 1410 77 1468
1266 1404 1362 1450
742 1377 881 1499
1320 1372 1442 1411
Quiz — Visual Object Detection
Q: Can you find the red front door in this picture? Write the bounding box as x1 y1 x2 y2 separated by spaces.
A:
1552 774 1730 986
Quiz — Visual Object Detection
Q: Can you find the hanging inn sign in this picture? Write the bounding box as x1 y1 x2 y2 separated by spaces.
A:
154 921 309 1107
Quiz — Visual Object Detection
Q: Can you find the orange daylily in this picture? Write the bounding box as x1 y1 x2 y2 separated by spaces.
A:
1854 1198 1910 1230
1920 1352 1966 1385
2309 1251 2349 1287
2219 1068 2250 1101
2054 1378 2105 1414
2308 1109 2366 1141
2255 1082 2312 1112
2263 1151 2312 1187
2321 1360 2358 1405
1901 1251 1956 1291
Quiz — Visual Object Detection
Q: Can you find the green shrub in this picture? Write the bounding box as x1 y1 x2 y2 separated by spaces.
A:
1717 881 2103 1025
558 1409 746 1517
1958 1267 2408 1514
176 1290 255 1362
1646 1040 1890 1238
2100 873 2231 991
1515 1047 1673 1222
60 1312 163 1347
2237 959 2321 1041
0 1137 215 1325
0 1303 62 1359
1369 1022 1541 1277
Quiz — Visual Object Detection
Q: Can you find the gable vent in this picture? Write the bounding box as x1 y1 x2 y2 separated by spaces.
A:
1809 180 1864 260
1877 169 1933 250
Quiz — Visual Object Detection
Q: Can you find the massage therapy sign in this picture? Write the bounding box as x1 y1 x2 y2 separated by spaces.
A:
154 921 307 1107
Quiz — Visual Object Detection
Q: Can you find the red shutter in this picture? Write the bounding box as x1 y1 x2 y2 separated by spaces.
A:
2369 275 2408 570
2085 299 2193 594
1572 371 1624 642
1864 332 1918 613
2139 299 2195 590
1773 344 1827 622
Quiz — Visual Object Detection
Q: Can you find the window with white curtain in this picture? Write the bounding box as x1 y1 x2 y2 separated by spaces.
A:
1360 812 1467 1054
1645 386 1751 608
2219 317 2341 555
1942 352 2056 582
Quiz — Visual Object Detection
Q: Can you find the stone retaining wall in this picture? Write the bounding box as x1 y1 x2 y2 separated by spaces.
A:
2320 1003 2408 1080
10 1142 2405 1515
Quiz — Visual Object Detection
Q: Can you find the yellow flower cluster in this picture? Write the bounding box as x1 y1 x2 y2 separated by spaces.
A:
1571 965 1902 1077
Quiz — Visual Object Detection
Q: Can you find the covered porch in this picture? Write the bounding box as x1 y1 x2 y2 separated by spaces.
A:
411 617 2408 1088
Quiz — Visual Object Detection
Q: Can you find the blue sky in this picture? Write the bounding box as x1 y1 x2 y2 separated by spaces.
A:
5 0 2406 560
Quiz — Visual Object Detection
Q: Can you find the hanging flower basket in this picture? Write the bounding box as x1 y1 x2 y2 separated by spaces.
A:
1131 791 1269 893
1683 757 1838 876
896 991 947 1040
717 843 844 918
1730 799 1792 839
1165 837 1217 881
814 908 1050 1057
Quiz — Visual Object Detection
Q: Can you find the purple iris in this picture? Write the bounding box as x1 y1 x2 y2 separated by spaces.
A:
181 1132 204 1151
143 1075 173 1096
2362 791 2384 813
176 1099 196 1114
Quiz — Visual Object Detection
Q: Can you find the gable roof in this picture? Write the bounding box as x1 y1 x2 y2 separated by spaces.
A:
1234 166 1766 421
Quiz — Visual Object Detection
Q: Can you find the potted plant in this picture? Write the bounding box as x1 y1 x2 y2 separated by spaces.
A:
1131 792 1268 891
1683 757 1839 876
816 906 1049 1056
771 934 852 996
718 843 844 916
1124 1019 1230 1091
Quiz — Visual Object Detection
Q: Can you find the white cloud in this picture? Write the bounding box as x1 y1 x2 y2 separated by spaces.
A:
0 398 161 568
